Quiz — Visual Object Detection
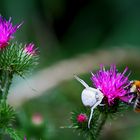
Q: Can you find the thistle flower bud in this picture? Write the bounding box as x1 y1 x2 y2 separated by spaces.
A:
24 43 36 55
77 113 87 123
32 113 44 126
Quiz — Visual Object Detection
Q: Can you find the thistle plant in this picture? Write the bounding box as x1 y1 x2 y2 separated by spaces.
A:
71 65 133 140
0 15 38 139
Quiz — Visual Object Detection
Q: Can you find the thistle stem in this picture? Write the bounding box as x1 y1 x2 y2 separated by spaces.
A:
89 113 108 140
95 113 107 138
0 70 5 100
88 131 96 140
2 71 13 100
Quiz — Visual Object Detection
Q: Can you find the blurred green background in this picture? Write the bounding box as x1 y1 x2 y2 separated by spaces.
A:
1 0 140 139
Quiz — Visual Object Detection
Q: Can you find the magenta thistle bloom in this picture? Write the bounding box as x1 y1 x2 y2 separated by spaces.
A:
77 113 87 123
0 16 21 49
91 65 131 105
24 43 36 55
24 136 27 140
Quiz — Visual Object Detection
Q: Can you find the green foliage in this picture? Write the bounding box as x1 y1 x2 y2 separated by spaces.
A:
98 99 131 119
0 42 38 139
0 100 15 129
71 100 131 140
71 108 107 140
0 43 38 76
0 38 38 140
0 100 24 139
5 128 23 140
0 70 13 100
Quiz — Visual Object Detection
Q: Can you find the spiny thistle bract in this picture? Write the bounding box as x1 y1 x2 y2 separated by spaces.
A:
71 65 133 140
0 100 15 128
0 43 38 76
0 15 39 139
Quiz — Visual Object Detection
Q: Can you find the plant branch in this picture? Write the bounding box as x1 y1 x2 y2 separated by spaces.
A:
95 113 107 139
2 71 13 100
89 113 108 140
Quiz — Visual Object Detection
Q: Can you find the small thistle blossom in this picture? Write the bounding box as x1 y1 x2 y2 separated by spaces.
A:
24 43 36 55
31 113 44 125
77 113 88 123
91 65 131 105
0 16 21 49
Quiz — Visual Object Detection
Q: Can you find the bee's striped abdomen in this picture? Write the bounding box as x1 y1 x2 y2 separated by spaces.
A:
134 96 140 112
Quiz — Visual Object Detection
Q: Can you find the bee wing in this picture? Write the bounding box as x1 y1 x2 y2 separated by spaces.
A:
130 80 135 84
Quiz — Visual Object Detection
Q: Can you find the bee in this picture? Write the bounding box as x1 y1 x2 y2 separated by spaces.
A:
130 80 140 112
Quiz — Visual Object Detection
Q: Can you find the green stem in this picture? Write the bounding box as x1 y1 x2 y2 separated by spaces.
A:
0 70 14 139
88 131 96 140
2 71 13 100
0 70 5 100
95 113 107 138
89 113 108 140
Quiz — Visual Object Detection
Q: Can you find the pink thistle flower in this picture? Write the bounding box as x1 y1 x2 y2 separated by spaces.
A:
24 43 36 55
91 64 131 105
77 113 87 123
24 136 27 140
0 16 21 49
31 113 44 125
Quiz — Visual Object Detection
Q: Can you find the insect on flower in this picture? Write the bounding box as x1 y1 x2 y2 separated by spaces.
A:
127 80 140 112
74 75 104 128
